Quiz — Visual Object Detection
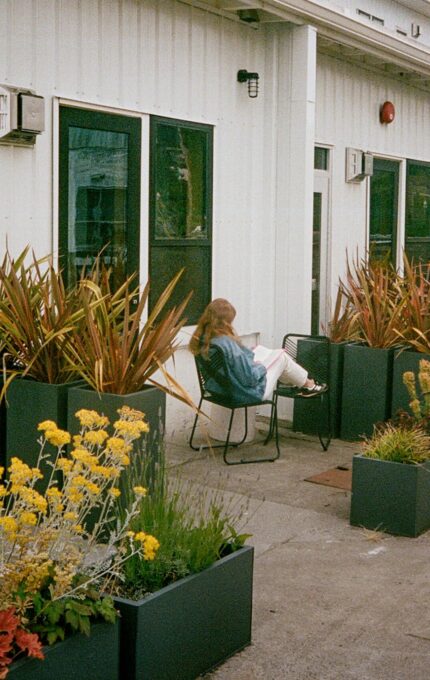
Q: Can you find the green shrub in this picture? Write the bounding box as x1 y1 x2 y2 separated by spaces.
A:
362 423 430 464
115 449 250 599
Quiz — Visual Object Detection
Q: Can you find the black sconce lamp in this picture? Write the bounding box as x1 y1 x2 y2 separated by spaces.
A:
237 69 259 98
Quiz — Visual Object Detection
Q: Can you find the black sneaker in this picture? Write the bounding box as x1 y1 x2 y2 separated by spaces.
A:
298 382 328 398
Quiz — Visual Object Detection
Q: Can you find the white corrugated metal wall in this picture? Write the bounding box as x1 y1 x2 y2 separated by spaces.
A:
316 51 430 307
4 0 430 435
0 0 282 340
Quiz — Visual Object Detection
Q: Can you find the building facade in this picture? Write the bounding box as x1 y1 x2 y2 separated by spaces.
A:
2 0 430 436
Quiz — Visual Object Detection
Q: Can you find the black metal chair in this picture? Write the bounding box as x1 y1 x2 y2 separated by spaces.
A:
267 333 331 451
189 345 280 465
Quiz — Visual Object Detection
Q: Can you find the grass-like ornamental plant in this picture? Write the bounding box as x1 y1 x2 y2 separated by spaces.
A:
0 407 159 677
329 252 430 350
326 283 358 343
110 452 251 600
362 422 430 464
395 257 430 353
340 256 406 348
0 249 88 386
67 267 194 405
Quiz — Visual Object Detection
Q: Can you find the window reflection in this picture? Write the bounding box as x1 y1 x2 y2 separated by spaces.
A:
406 161 430 263
154 124 207 240
369 160 399 266
67 127 128 287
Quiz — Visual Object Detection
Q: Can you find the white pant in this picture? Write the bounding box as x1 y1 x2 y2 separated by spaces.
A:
262 350 308 400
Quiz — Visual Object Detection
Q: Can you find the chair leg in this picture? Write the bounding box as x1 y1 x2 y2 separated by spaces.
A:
264 395 278 445
190 400 248 453
317 392 332 451
272 400 280 460
189 398 204 451
224 405 280 465
222 408 238 464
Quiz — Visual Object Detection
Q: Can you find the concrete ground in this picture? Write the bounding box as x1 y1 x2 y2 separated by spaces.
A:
166 421 430 680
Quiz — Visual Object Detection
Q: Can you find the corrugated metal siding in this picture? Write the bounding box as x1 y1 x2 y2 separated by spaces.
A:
328 0 430 46
316 51 430 303
0 0 275 337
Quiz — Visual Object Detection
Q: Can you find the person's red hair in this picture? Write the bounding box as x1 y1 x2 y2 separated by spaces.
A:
189 298 238 356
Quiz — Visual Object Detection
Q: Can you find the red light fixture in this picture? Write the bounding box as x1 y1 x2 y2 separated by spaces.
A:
380 101 395 124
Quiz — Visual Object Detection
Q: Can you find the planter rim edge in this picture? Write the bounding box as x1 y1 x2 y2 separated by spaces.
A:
113 544 254 607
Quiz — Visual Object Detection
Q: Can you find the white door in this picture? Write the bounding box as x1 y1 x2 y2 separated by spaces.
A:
312 169 330 334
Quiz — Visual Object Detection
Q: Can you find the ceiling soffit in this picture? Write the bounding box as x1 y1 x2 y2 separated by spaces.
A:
177 0 430 91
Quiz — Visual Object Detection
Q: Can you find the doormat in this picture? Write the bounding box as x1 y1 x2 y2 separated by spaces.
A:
305 465 352 491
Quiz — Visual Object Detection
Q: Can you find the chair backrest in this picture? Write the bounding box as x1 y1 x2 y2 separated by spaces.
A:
194 345 232 398
282 333 330 385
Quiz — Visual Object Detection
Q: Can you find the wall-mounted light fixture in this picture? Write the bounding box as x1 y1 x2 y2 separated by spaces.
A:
237 70 259 98
237 9 259 23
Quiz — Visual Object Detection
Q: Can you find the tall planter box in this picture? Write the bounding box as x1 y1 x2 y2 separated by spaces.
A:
391 348 430 418
114 545 254 680
350 455 430 537
293 340 345 439
0 376 6 468
8 621 119 680
340 344 395 441
67 385 166 486
5 378 83 482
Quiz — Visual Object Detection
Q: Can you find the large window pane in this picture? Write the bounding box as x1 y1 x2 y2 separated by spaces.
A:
369 159 399 265
149 117 212 324
406 160 430 263
154 125 208 240
59 108 141 291
68 127 128 288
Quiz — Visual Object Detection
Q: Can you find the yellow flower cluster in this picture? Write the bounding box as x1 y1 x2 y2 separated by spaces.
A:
128 531 160 561
37 421 71 447
1 554 53 599
0 406 159 614
9 457 41 487
75 409 109 429
133 486 147 497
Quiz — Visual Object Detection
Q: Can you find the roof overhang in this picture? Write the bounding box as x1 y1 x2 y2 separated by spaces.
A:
177 0 430 91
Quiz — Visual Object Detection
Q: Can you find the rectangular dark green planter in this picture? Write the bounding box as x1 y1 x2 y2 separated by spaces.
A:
114 545 254 680
340 344 395 441
350 455 430 537
5 378 84 483
293 339 345 439
391 348 430 418
8 621 119 680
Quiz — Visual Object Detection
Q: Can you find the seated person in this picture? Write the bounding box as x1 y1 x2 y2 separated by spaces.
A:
189 298 327 405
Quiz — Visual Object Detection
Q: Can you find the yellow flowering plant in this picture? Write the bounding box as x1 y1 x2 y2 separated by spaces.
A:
0 406 159 675
403 360 430 422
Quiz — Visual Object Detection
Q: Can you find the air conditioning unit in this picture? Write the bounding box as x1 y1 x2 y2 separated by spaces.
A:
345 147 373 182
0 85 45 146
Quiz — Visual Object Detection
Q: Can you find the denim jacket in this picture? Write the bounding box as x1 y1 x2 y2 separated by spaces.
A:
205 336 267 405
